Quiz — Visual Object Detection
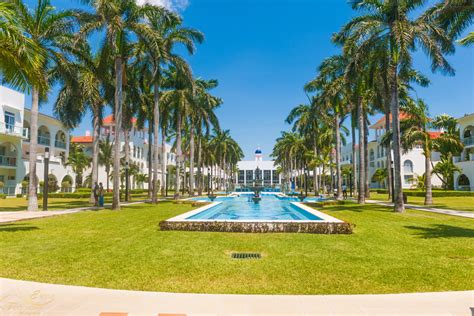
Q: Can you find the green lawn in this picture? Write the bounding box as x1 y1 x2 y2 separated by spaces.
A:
368 192 474 212
0 201 473 294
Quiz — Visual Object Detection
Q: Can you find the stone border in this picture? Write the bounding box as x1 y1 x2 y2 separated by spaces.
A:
159 200 353 234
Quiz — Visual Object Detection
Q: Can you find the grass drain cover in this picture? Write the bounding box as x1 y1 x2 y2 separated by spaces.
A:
231 252 261 259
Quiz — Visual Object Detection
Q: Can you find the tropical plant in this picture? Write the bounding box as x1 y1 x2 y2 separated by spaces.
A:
98 136 114 191
66 143 91 188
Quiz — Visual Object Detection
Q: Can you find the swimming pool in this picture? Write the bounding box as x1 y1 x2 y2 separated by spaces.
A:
188 195 322 220
160 194 352 234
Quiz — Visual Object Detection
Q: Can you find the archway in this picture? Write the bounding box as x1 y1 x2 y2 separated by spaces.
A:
61 175 74 192
457 174 471 190
55 130 67 149
38 126 51 146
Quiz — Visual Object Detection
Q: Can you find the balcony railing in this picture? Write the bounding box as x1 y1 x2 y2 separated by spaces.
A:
0 155 17 167
0 122 28 138
462 136 474 146
38 135 51 146
55 140 67 149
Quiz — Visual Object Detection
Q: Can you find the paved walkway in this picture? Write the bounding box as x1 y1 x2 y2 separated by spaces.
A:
366 199 474 219
0 201 150 224
0 278 472 315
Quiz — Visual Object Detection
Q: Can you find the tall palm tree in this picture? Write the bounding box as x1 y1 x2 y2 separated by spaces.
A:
11 0 76 211
99 136 114 191
54 45 109 205
79 0 166 210
140 12 203 202
67 143 91 188
161 64 194 198
335 0 456 212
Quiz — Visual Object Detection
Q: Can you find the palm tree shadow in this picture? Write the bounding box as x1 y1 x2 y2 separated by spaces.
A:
405 224 474 239
0 223 39 232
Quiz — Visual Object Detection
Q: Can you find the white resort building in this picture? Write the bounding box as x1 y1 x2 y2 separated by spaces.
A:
341 113 443 189
72 115 176 190
236 147 281 188
0 85 74 196
454 113 474 191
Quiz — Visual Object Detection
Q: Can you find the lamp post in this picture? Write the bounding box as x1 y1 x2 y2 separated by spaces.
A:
125 161 130 202
43 147 50 211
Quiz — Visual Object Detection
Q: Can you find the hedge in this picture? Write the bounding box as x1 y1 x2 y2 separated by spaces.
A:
0 194 6 199
374 189 474 197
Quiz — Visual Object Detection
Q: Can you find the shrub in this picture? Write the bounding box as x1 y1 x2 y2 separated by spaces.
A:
375 189 474 197
16 194 23 198
75 188 91 193
0 194 6 199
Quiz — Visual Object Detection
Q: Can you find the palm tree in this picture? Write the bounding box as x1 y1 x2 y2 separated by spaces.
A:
0 1 44 92
67 143 91 188
140 12 203 202
79 0 167 210
335 0 456 212
99 136 114 191
161 64 194 198
54 45 109 205
11 0 76 211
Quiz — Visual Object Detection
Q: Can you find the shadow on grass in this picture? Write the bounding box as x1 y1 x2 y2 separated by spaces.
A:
0 223 39 232
405 224 474 239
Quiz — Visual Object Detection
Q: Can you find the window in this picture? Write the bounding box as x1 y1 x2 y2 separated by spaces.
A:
403 160 414 174
245 170 253 182
369 149 375 161
404 175 414 185
272 170 279 184
238 170 244 184
264 170 271 183
4 111 14 132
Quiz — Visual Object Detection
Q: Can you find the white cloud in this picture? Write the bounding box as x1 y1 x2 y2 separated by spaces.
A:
136 0 189 11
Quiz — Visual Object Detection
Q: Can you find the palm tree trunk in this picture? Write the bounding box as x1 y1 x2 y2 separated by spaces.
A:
364 114 370 198
357 97 365 204
424 146 433 205
112 56 123 210
161 127 167 197
390 63 405 212
384 107 392 200
197 135 203 196
189 126 195 196
313 142 319 194
335 114 343 200
152 82 160 203
27 87 39 211
124 128 130 201
89 110 100 204
174 111 182 199
351 116 358 197
147 119 153 199
106 167 110 192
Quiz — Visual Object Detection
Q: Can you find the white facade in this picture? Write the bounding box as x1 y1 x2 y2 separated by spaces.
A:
72 116 176 190
454 113 474 190
0 86 75 196
236 148 281 187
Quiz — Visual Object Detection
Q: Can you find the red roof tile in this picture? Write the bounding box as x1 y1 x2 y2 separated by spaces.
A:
371 112 411 128
71 136 93 143
103 114 137 125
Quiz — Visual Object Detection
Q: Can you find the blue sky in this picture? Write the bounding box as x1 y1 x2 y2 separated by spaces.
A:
23 0 474 160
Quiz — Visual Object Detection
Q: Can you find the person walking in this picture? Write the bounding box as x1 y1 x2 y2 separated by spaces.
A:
98 183 105 207
93 182 99 206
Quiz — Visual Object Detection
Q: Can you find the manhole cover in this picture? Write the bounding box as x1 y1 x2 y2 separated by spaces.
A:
231 252 261 259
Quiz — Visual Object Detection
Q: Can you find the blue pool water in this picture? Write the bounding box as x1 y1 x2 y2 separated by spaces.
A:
187 195 323 221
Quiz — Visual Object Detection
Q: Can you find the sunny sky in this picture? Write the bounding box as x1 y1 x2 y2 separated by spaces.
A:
22 0 474 160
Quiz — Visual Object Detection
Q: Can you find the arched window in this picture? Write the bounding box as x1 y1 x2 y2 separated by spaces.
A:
403 160 414 174
458 174 470 187
55 131 67 149
38 126 50 146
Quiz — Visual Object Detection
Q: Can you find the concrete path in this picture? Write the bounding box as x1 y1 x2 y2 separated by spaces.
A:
0 278 472 315
0 201 150 224
366 199 474 219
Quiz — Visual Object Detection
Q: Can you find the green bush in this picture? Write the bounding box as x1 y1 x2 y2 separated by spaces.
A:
0 194 6 199
375 189 474 197
16 194 23 198
75 188 91 193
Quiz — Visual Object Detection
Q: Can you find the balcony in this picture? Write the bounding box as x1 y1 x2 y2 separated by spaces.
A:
462 136 474 147
55 140 67 149
0 155 17 167
0 122 28 139
38 135 51 146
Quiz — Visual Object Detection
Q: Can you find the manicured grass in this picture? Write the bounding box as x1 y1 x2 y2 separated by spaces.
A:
369 192 474 212
0 197 94 211
0 194 152 212
0 201 473 294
